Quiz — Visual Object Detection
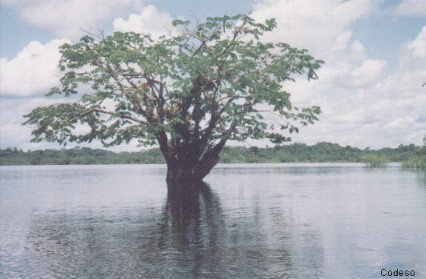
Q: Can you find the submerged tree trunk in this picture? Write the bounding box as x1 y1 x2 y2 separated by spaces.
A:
157 129 228 189
165 151 220 187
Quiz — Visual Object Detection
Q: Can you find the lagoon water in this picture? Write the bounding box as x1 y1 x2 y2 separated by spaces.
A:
0 163 425 278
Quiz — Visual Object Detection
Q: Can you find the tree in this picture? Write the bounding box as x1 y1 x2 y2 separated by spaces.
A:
23 15 323 186
416 135 426 156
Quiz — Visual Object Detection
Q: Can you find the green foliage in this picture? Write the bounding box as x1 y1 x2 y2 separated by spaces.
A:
360 154 389 168
416 136 426 156
0 142 419 166
23 15 323 163
402 136 426 169
402 155 426 169
416 146 426 156
0 147 164 165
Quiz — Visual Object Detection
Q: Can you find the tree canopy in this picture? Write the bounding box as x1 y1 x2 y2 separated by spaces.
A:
24 15 323 184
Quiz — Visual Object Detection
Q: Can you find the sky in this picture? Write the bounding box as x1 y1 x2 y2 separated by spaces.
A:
0 0 425 151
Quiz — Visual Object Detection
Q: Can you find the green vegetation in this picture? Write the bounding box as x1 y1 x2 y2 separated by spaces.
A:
402 135 426 169
0 142 418 166
360 154 389 168
23 15 322 183
0 147 164 166
402 156 426 169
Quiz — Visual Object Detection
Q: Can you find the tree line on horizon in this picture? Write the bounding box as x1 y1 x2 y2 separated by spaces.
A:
0 142 421 166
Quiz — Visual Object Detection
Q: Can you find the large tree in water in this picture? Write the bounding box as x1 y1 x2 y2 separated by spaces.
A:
24 15 323 186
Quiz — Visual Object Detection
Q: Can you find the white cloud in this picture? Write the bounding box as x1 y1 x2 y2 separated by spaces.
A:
0 97 61 149
113 5 177 38
251 0 375 58
332 31 353 52
289 23 426 148
397 25 426 91
394 0 426 17
1 0 144 39
250 0 381 94
0 3 178 149
0 97 73 150
0 97 144 151
1 0 425 149
250 0 426 148
407 26 426 58
348 59 387 88
0 39 69 97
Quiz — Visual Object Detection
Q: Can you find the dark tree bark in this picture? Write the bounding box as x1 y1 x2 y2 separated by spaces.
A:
165 147 222 186
161 139 226 188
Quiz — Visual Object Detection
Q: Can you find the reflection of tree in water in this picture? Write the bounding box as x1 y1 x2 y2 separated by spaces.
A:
155 182 228 278
24 182 323 278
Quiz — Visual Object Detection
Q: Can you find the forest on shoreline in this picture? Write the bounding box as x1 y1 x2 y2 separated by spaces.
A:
0 142 420 166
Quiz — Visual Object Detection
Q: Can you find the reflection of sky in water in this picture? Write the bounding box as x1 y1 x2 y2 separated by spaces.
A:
0 164 425 278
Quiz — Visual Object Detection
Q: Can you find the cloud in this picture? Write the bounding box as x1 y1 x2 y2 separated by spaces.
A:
394 0 426 17
1 0 144 39
346 59 387 88
251 0 375 58
0 97 60 149
0 97 79 150
113 5 177 38
0 39 68 97
250 0 381 95
1 0 425 149
289 22 426 148
407 26 426 58
250 0 426 148
0 97 144 151
0 3 178 150
396 25 426 92
250 0 381 92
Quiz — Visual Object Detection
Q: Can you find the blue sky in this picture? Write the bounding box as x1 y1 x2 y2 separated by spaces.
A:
0 0 425 150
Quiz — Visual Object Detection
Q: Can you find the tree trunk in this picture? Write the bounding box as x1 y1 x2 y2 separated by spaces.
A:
165 149 221 188
157 132 227 190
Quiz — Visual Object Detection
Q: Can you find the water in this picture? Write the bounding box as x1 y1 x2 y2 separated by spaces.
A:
0 163 425 279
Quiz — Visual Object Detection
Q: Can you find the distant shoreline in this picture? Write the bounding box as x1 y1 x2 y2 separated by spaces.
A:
0 142 419 166
0 162 405 169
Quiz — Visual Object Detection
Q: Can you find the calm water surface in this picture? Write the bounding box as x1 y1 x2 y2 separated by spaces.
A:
0 163 425 278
